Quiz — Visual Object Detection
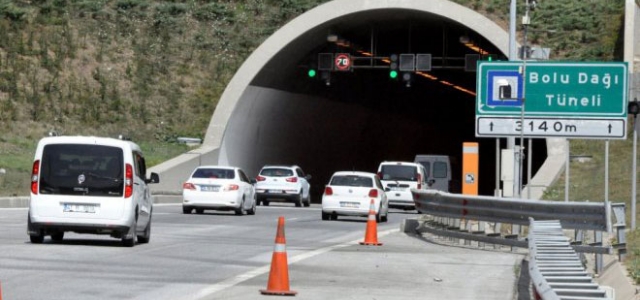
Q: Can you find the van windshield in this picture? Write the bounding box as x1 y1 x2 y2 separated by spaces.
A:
39 144 124 197
380 165 417 181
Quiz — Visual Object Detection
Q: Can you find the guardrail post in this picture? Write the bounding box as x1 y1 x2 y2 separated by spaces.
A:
574 229 583 245
594 231 603 275
611 203 627 261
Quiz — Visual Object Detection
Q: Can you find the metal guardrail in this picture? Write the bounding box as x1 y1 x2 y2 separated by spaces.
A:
411 189 627 274
528 218 613 300
412 189 609 231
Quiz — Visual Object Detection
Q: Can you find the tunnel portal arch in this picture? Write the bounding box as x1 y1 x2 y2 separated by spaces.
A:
152 0 564 199
205 0 509 147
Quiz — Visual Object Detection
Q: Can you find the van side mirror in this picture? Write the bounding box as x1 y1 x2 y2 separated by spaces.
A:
305 174 312 181
428 179 435 186
147 172 160 184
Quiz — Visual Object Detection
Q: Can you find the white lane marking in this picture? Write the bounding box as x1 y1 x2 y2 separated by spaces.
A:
191 228 398 299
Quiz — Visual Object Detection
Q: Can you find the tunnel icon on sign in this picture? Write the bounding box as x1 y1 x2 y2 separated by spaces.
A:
487 70 523 107
497 79 512 99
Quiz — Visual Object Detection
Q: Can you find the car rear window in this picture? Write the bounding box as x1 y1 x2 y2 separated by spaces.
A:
260 168 294 177
39 144 124 197
330 175 373 187
192 168 235 179
380 165 418 181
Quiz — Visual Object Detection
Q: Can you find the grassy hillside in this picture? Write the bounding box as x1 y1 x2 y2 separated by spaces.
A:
0 0 636 282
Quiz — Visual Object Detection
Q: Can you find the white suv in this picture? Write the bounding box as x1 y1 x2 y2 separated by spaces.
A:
377 161 427 210
255 165 311 207
27 135 160 247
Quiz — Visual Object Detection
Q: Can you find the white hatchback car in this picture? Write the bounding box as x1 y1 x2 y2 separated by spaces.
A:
321 171 388 222
182 166 257 215
28 135 159 247
255 165 311 207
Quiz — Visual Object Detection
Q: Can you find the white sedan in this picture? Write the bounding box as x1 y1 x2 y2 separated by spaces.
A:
182 166 257 215
321 171 389 222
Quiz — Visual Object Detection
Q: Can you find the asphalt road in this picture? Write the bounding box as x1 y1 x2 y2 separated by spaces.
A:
0 203 523 300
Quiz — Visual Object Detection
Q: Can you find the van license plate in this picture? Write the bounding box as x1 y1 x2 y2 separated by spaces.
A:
390 187 405 191
63 204 96 213
268 190 282 193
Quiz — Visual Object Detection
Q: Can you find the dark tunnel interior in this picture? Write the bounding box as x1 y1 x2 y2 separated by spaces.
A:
246 9 547 198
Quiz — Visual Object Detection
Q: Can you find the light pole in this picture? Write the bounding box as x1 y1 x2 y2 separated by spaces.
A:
629 97 639 229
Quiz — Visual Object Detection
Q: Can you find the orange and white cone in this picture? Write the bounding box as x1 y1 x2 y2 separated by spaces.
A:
359 199 383 246
260 216 297 296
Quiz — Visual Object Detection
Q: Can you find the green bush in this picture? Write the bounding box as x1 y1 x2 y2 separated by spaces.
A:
193 3 234 22
0 1 28 21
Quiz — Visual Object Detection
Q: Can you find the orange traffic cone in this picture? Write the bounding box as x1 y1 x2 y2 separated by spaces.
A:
359 199 383 246
260 216 297 296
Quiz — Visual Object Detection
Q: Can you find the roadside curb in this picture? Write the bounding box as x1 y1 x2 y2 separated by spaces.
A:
0 197 28 208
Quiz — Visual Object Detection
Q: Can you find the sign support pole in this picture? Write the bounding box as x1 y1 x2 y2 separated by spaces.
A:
565 140 570 202
633 114 638 230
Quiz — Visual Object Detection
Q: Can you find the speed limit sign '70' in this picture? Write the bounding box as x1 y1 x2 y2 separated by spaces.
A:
334 53 351 71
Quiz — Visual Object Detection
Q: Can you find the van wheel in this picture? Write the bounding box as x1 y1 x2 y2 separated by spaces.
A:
51 232 64 242
182 206 192 214
122 219 137 247
195 208 204 214
381 214 388 223
28 215 44 244
30 234 44 244
137 216 151 244
321 212 330 221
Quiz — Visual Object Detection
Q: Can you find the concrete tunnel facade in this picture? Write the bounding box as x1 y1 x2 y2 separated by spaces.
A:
150 0 567 199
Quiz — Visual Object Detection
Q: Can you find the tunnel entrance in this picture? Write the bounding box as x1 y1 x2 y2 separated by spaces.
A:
219 7 547 199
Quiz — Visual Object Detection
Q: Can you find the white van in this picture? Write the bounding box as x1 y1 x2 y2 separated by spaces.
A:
377 161 427 210
27 135 160 247
414 155 452 192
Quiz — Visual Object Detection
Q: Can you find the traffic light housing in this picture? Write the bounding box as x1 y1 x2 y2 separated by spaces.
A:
389 54 398 79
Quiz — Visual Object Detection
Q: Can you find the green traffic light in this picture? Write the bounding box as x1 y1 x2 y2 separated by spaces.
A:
308 69 317 78
389 70 398 79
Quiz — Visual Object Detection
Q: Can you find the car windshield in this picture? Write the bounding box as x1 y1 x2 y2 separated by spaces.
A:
380 165 417 181
260 168 294 177
330 175 373 187
39 144 124 197
192 168 235 179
